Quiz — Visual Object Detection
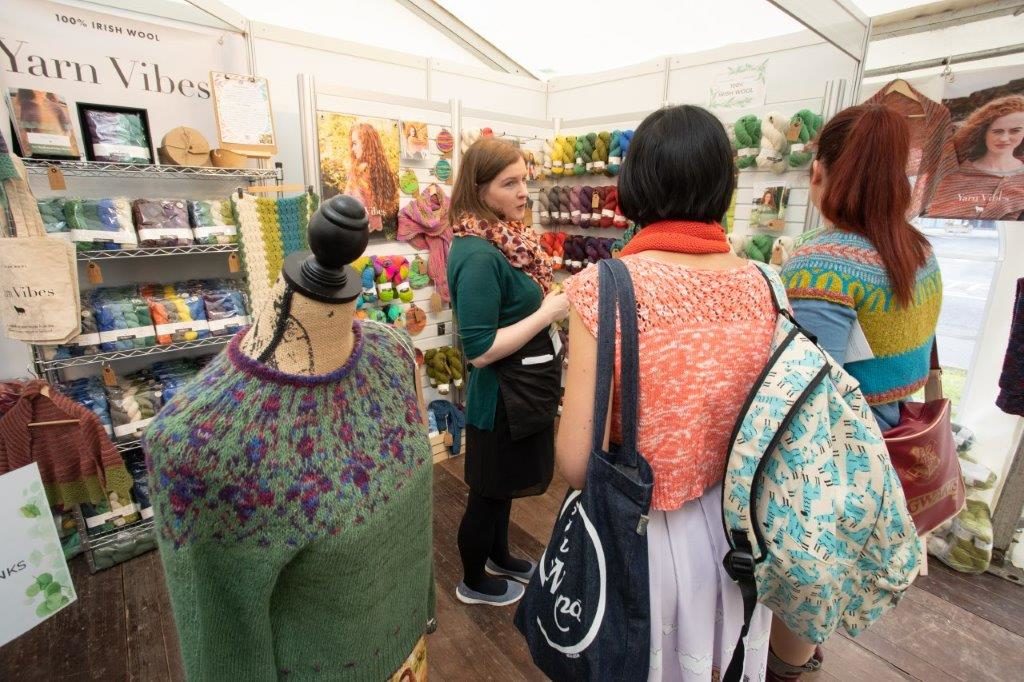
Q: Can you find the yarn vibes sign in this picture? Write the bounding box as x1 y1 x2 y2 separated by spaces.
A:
1 0 247 147
709 60 768 111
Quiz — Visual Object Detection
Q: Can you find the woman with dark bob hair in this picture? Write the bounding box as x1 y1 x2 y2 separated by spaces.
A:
559 104 776 681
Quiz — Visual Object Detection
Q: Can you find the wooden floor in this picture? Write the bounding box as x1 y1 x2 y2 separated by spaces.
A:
3 456 1024 681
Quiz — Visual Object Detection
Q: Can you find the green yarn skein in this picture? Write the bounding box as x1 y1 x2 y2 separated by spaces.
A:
787 110 823 168
573 135 592 176
585 133 599 173
734 116 762 170
745 234 775 263
594 132 610 175
607 131 624 175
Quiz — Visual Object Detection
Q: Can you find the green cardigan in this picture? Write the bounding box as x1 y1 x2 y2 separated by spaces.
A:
448 235 543 430
145 322 434 680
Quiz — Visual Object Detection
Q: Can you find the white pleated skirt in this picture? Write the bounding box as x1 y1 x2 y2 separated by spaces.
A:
647 484 772 682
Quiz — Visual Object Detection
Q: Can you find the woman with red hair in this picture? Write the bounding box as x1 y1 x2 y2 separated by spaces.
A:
926 95 1024 219
344 122 400 235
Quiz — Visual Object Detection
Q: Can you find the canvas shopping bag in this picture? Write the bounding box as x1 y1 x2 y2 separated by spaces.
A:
0 158 80 344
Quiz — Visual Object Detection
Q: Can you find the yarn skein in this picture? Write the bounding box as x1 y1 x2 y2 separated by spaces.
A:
734 116 762 170
608 130 624 175
585 133 598 174
573 136 591 176
538 190 551 226
551 137 566 176
569 186 584 226
756 111 789 173
590 186 604 229
579 186 594 228
594 132 610 175
787 109 823 168
558 186 573 225
744 234 775 263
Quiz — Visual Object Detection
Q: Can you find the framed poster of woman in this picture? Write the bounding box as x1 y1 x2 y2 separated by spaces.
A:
318 113 400 238
927 95 1024 220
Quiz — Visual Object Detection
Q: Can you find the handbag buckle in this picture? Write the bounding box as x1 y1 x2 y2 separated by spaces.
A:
723 549 755 581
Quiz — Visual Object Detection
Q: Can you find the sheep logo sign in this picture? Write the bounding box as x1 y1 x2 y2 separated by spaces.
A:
515 259 654 682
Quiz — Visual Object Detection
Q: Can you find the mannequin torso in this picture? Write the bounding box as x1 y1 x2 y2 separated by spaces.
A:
239 275 356 375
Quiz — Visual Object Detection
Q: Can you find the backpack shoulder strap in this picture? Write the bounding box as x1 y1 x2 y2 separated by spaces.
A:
751 261 791 315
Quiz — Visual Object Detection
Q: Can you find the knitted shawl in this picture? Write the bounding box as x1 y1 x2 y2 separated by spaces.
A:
452 214 553 293
398 184 453 301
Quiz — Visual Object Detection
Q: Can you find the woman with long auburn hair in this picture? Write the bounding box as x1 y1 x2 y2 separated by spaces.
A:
344 122 400 234
926 94 1024 219
775 103 943 680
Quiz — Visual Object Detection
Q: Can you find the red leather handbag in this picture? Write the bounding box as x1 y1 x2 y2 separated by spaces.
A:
883 342 966 535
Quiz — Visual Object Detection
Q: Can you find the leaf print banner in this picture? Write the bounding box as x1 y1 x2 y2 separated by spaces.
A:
0 463 77 646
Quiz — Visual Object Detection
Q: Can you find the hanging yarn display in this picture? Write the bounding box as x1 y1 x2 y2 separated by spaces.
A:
434 159 452 183
399 170 420 196
542 139 554 176
744 234 775 263
607 130 624 175
233 191 319 312
593 131 610 174
756 111 789 173
435 129 454 156
786 109 823 168
566 186 582 226
573 135 591 176
585 186 598 228
734 116 762 170
584 133 598 173
538 189 551 226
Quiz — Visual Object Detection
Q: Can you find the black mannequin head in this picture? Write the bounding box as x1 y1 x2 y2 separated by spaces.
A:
282 193 369 304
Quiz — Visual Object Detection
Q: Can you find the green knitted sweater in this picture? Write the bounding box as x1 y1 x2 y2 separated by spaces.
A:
144 321 434 681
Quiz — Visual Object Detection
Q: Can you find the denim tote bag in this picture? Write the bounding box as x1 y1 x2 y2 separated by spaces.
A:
514 258 654 681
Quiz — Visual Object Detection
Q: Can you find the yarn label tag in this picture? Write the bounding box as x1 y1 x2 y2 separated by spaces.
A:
155 320 210 336
738 148 758 158
99 326 156 344
593 161 605 171
113 417 154 438
86 262 103 285
227 253 241 273
602 209 614 218
208 315 249 333
102 363 117 387
585 162 594 172
70 229 137 245
553 160 563 168
47 167 66 191
608 156 622 165
592 194 601 211
68 332 101 346
790 144 805 153
137 228 192 242
193 225 238 240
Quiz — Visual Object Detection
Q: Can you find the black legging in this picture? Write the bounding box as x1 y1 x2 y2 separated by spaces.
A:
457 490 513 589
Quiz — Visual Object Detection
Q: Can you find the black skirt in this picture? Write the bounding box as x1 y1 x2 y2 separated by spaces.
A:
465 391 555 499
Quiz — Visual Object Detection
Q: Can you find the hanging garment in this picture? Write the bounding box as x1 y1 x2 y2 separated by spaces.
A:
925 162 1024 220
0 381 132 507
997 277 1024 416
867 82 958 218
427 399 465 455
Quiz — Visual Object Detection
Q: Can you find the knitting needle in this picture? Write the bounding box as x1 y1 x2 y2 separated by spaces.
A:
28 419 80 427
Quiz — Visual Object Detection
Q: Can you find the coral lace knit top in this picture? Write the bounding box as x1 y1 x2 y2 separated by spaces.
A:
564 257 777 510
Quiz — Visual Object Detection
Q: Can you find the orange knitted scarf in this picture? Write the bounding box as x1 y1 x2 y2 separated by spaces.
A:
619 220 730 256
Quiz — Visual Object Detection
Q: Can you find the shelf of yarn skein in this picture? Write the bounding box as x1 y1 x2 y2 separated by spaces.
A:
76 243 240 260
23 158 280 180
36 335 230 372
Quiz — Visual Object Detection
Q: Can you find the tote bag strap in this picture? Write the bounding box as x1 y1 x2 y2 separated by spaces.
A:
925 338 943 402
592 259 641 463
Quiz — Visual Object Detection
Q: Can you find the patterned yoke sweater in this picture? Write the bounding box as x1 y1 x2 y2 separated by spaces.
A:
781 229 942 406
144 321 433 681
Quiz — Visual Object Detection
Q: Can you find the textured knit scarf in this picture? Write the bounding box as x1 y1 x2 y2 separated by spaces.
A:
619 220 730 256
453 213 553 292
398 184 453 301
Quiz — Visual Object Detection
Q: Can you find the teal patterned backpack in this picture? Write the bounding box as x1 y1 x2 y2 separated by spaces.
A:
720 264 922 682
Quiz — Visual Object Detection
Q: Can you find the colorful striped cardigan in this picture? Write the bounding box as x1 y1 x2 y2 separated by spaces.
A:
781 230 942 405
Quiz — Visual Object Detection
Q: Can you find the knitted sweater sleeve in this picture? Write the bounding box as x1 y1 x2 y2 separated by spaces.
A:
159 539 299 680
450 250 503 359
